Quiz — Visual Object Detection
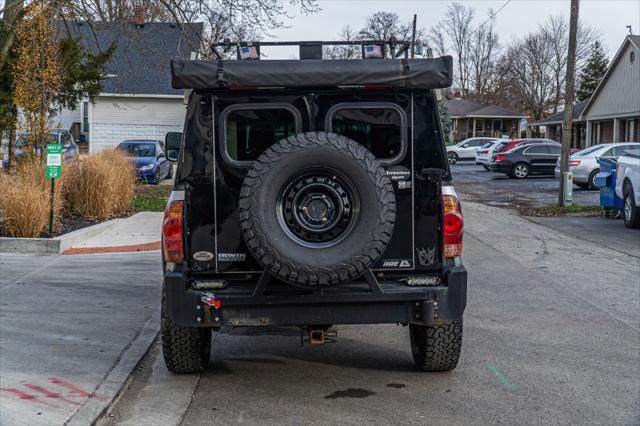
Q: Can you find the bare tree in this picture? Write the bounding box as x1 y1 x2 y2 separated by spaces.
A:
436 2 474 96
357 11 424 58
469 10 499 103
427 25 447 57
323 25 360 60
540 15 601 113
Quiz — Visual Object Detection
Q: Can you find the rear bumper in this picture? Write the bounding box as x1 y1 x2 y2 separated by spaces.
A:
163 267 467 327
490 162 513 173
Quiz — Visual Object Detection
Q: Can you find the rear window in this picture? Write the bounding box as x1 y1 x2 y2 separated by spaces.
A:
326 103 407 164
118 142 156 157
223 105 300 162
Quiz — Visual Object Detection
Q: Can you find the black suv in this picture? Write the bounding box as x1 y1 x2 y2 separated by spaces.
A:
161 40 467 374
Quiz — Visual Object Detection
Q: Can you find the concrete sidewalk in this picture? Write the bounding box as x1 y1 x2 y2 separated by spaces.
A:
0 251 162 425
63 212 163 254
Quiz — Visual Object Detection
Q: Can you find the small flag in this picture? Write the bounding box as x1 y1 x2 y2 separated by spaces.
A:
364 45 383 59
240 46 259 60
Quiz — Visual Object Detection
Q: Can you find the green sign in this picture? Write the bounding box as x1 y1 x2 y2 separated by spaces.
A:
46 144 62 179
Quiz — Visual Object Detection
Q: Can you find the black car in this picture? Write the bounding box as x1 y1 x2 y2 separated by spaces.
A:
490 143 562 178
160 39 467 374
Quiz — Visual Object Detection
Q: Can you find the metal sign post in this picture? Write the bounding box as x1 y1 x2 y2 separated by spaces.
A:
46 144 62 234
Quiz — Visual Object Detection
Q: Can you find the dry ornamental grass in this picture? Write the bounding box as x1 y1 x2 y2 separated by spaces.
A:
0 159 64 237
63 149 136 219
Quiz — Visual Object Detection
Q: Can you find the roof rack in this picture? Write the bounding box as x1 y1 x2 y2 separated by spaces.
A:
211 38 415 60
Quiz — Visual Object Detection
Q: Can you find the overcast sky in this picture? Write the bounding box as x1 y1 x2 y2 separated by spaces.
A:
262 0 639 59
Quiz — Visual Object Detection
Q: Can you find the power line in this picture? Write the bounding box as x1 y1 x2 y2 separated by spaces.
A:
469 0 513 37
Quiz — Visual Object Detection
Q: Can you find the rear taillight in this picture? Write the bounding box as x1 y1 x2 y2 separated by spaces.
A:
478 150 488 154
163 200 184 263
569 160 581 166
495 155 506 162
443 194 463 258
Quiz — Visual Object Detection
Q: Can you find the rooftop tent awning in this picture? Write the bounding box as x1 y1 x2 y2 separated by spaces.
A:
170 57 453 90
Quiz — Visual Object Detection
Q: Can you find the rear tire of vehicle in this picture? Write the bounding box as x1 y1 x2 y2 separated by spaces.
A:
410 318 463 372
161 293 212 374
239 132 396 287
623 186 640 229
447 152 458 165
512 162 529 179
167 164 173 179
483 165 490 171
588 169 600 190
575 182 589 189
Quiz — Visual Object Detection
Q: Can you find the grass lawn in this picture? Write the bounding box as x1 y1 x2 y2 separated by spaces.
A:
133 184 171 212
521 204 604 217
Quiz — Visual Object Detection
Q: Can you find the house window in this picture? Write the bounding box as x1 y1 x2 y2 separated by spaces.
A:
474 119 484 132
82 101 89 134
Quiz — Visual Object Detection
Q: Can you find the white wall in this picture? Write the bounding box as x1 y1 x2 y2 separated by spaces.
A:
90 96 186 152
53 106 81 131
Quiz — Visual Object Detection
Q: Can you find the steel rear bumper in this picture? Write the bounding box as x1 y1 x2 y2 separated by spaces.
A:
163 267 467 328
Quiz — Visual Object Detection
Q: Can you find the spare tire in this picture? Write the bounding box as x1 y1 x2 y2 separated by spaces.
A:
239 132 396 287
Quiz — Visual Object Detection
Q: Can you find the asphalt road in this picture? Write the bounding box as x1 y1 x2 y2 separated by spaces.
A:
106 197 640 425
451 162 600 209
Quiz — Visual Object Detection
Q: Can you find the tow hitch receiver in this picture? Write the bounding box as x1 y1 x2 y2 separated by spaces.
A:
199 294 222 325
304 327 338 345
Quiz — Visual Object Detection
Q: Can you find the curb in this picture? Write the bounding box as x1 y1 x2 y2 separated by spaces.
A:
64 307 160 426
0 219 122 255
62 241 161 255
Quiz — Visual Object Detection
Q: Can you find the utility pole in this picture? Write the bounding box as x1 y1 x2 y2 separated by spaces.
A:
410 14 417 59
558 0 580 206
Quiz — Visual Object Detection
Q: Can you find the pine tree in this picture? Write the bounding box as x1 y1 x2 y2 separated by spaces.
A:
438 99 452 144
576 41 609 102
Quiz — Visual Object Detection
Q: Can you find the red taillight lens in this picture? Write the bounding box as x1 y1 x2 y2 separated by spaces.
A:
443 195 463 258
569 160 581 166
495 155 506 162
163 200 184 263
478 150 488 154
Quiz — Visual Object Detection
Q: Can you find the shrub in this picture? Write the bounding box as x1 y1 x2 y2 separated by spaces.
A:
63 149 136 219
0 159 64 237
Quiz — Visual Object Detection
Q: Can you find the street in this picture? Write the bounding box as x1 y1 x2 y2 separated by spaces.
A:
104 167 639 425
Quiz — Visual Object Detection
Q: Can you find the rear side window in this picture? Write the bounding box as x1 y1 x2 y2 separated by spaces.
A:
222 104 301 163
547 145 561 154
524 145 547 154
326 103 407 165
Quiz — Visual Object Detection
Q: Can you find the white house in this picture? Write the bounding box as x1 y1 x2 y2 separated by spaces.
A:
54 20 203 153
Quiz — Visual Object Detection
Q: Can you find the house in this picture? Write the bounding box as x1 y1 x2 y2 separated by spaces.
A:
54 18 203 153
581 35 640 145
528 99 589 149
445 99 527 142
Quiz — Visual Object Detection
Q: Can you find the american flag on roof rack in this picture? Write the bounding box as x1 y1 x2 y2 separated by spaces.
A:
364 45 382 59
240 46 259 60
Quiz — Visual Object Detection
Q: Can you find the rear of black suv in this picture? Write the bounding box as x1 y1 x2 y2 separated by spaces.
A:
161 46 467 374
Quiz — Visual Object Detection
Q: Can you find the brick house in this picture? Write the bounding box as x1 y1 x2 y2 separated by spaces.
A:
446 99 526 142
54 20 203 153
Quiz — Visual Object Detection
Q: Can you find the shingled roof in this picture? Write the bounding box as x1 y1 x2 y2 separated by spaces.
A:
530 99 589 126
445 99 525 119
64 21 203 96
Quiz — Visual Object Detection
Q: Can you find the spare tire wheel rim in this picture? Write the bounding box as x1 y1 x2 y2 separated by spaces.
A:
277 168 359 248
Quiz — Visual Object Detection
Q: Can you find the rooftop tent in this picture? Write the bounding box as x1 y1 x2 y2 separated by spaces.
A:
170 57 453 90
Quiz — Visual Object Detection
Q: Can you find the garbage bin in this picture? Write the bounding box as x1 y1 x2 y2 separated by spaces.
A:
595 157 622 211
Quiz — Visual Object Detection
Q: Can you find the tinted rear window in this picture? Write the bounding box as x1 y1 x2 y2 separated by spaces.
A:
329 107 404 160
225 108 297 162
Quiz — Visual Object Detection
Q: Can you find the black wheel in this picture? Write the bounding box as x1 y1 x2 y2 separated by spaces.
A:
410 318 463 372
166 164 173 179
575 182 589 189
588 169 600 190
161 292 212 373
239 132 396 287
512 162 529 179
483 165 490 171
152 171 160 185
447 152 458 165
623 184 640 229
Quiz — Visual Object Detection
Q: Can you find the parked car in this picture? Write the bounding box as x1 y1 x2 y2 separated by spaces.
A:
446 137 498 164
2 130 79 169
475 140 504 171
615 150 640 228
493 138 558 154
116 140 172 184
554 142 640 190
490 142 562 178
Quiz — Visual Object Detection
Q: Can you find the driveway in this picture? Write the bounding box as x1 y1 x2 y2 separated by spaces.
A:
105 201 640 425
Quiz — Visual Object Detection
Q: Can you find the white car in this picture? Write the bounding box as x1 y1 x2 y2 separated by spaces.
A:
615 150 640 228
475 140 503 171
446 137 498 165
